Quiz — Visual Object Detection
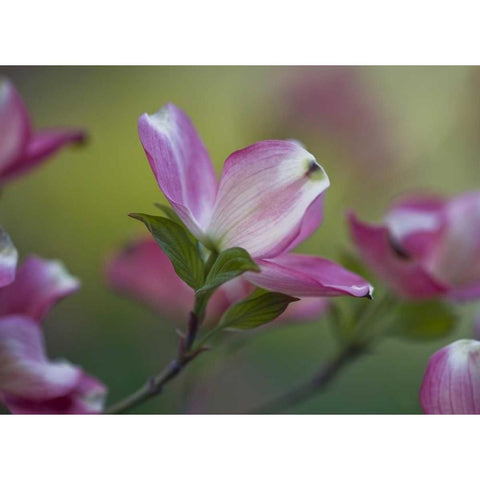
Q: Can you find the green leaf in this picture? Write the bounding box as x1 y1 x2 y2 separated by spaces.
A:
197 247 259 294
391 300 457 340
129 213 205 289
219 289 299 330
154 203 205 258
193 248 259 319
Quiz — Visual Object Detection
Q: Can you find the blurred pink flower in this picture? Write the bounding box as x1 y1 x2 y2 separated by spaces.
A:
0 77 85 185
281 67 396 173
349 191 480 300
420 339 480 414
137 103 372 300
0 255 106 414
106 237 329 328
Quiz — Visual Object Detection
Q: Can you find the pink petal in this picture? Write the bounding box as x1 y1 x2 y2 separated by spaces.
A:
449 283 480 302
207 140 330 258
4 373 107 414
0 226 17 288
348 212 448 300
384 194 447 261
276 297 329 324
0 128 86 183
0 256 80 322
0 78 31 176
420 339 480 414
138 104 218 241
0 316 81 401
105 237 251 327
427 192 480 288
282 193 325 253
245 252 372 298
106 237 195 320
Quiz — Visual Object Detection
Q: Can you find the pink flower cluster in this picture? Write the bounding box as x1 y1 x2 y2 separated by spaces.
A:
350 192 480 414
4 72 480 415
0 231 105 414
350 192 480 301
0 79 104 414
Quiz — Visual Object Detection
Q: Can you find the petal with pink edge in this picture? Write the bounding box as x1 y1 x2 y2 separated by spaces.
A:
0 316 81 401
138 104 218 241
282 193 325 253
427 192 480 288
0 256 80 321
207 140 330 258
0 128 86 183
420 339 480 414
348 213 448 300
3 372 107 414
245 253 372 298
0 78 31 176
0 226 17 287
384 194 446 261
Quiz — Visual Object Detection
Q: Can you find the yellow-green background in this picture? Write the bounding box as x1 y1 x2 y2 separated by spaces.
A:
1 66 478 413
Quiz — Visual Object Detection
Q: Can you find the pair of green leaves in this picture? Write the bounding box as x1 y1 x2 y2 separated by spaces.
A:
129 210 298 330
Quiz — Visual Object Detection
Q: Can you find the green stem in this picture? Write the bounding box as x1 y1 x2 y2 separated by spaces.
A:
105 252 222 414
203 250 218 276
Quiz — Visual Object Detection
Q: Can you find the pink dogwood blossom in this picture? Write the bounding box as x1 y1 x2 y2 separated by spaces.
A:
0 255 106 414
137 103 372 300
420 339 480 414
106 237 329 327
349 192 480 300
0 77 85 185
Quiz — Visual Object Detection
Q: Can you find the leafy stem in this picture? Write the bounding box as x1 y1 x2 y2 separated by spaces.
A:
106 211 295 413
247 293 395 414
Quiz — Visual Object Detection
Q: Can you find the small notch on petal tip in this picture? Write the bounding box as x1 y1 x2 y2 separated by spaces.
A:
365 286 374 300
306 160 322 177
305 160 329 186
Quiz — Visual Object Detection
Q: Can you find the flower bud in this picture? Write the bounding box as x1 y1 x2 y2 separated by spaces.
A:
420 339 480 414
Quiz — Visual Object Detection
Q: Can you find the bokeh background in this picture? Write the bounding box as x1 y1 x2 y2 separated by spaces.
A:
1 66 479 413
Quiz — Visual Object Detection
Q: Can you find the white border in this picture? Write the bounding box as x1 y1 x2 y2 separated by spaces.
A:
2 0 479 64
2 4 478 478
1 415 478 479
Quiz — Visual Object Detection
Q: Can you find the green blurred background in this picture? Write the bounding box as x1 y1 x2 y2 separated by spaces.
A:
1 66 479 413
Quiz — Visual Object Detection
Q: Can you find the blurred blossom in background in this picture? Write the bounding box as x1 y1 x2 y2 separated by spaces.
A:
1 66 480 413
276 67 398 182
